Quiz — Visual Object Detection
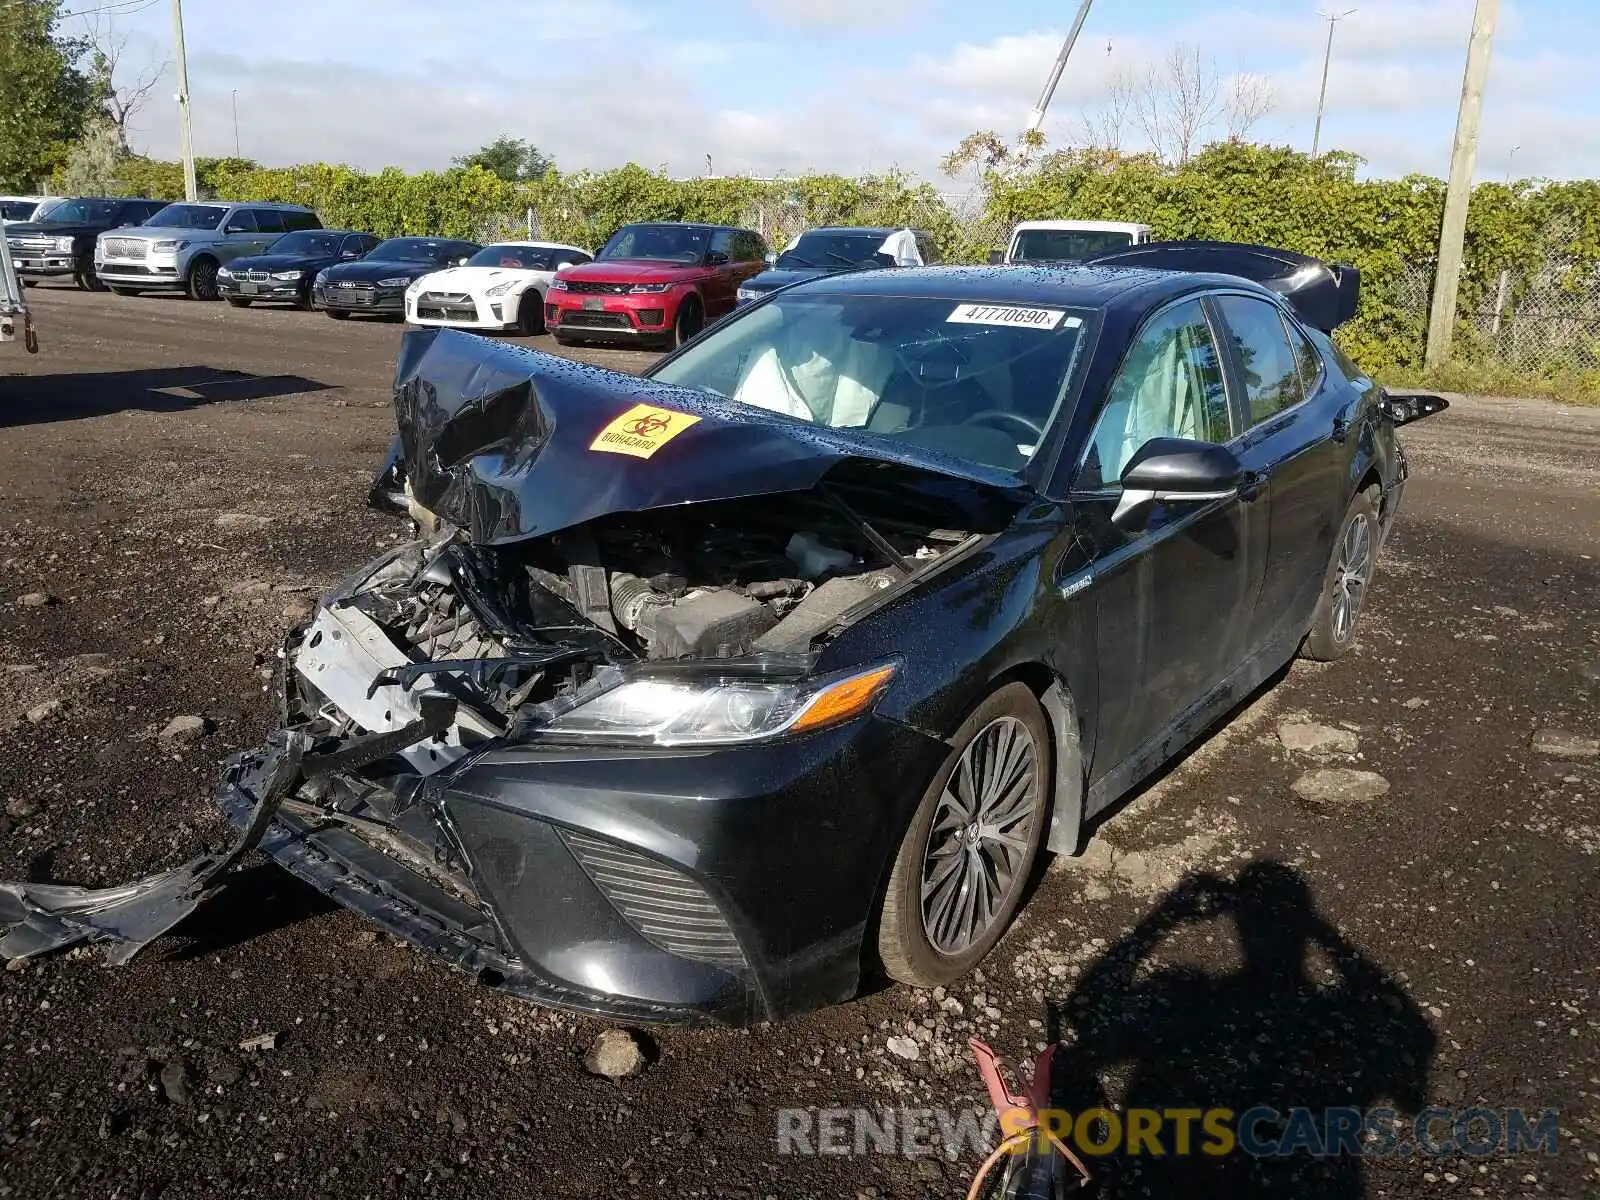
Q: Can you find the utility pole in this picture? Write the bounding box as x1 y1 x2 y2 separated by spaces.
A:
1425 0 1498 369
1024 0 1094 136
170 0 197 200
232 90 240 158
1311 8 1356 157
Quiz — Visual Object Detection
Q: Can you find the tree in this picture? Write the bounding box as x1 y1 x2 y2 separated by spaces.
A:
0 0 102 189
452 137 552 183
1131 44 1275 164
81 13 166 152
1079 68 1138 155
55 117 125 194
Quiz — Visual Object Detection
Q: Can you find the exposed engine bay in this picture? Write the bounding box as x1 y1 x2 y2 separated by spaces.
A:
289 488 971 768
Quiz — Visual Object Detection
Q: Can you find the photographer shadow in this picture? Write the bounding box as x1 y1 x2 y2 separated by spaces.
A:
1047 860 1435 1199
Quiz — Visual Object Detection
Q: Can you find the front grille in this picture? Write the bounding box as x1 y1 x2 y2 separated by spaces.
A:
334 280 372 290
562 830 746 969
417 292 479 321
244 269 272 282
636 308 665 326
11 237 52 252
558 311 633 330
562 280 632 295
103 237 146 259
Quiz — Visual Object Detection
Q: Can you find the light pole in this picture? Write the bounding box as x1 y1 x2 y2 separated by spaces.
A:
232 90 240 158
1505 144 1519 182
1311 8 1356 157
170 0 197 200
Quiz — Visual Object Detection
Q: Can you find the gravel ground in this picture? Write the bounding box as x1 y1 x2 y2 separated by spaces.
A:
1 285 1597 1199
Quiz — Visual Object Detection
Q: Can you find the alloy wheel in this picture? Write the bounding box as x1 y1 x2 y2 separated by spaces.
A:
919 715 1040 955
1331 512 1374 643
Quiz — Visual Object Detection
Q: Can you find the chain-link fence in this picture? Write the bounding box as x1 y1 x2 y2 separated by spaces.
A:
1390 212 1600 383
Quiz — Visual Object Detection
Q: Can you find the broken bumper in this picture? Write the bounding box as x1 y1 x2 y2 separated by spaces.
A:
216 712 947 1026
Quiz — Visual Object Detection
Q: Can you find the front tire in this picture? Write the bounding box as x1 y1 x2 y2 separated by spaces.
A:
877 683 1051 988
185 257 220 301
1302 485 1379 662
517 290 545 335
75 257 106 292
670 294 704 349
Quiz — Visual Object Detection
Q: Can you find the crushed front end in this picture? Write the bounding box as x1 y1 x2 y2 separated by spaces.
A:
217 492 968 1023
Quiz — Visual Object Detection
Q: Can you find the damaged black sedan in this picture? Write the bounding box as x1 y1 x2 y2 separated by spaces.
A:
2 243 1444 1024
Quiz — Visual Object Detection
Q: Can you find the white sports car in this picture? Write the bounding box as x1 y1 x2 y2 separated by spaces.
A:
404 241 592 334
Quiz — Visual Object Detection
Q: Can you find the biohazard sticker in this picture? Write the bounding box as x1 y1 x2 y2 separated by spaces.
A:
590 404 702 458
947 303 1075 330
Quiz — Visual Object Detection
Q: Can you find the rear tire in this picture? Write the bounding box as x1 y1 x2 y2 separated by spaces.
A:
671 295 704 349
225 297 252 308
517 289 545 335
1302 485 1380 662
21 279 36 288
876 683 1051 988
185 257 220 301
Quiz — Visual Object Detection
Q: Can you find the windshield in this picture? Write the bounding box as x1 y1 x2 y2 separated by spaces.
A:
33 198 118 224
649 293 1091 474
269 230 344 256
370 238 465 264
1012 229 1136 262
777 232 894 270
597 224 708 264
468 244 556 269
1 200 40 221
146 203 227 230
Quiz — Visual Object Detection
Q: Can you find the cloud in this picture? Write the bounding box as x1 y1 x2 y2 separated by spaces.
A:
745 0 920 28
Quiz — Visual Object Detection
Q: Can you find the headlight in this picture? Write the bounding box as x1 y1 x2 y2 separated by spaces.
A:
549 278 569 291
150 239 185 254
405 279 424 296
53 236 75 252
271 269 302 281
376 276 411 287
538 662 897 747
736 287 759 302
314 270 329 286
216 266 232 278
484 280 516 298
629 282 670 293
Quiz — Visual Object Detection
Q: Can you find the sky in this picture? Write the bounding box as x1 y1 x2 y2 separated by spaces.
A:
80 0 1599 186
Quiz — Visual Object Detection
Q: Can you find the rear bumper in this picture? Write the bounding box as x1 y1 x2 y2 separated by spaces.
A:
217 708 943 1025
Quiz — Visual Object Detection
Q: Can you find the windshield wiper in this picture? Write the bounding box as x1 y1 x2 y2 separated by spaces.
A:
780 256 818 268
824 251 859 266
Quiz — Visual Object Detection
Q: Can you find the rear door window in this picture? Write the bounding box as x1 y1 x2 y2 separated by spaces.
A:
284 210 321 231
251 209 287 234
1214 294 1306 427
225 209 258 233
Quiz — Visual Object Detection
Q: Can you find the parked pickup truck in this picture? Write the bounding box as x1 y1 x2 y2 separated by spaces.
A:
989 219 1153 265
0 232 38 353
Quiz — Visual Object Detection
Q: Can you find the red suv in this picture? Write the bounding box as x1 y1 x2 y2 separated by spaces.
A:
546 222 767 350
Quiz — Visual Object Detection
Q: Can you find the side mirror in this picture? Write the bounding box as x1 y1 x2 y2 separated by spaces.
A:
705 250 730 266
1112 438 1246 530
341 249 359 258
457 256 471 266
763 251 778 267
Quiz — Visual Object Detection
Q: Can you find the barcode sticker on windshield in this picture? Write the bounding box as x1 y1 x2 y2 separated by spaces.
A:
947 303 1073 330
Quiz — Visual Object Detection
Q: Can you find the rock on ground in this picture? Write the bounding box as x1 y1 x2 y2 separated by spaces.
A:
885 1036 921 1061
15 591 54 608
1530 729 1599 759
24 700 62 724
158 714 210 746
584 1029 648 1080
1291 768 1391 807
1278 720 1360 755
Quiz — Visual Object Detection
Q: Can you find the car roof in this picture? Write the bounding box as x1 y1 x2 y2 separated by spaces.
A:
791 262 1258 311
1012 219 1153 234
476 240 590 253
621 221 747 232
803 226 928 237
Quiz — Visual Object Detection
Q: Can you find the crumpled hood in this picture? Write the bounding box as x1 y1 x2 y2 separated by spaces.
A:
377 328 1033 545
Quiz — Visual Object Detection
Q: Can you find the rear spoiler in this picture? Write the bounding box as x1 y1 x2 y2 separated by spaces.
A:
1078 240 1360 333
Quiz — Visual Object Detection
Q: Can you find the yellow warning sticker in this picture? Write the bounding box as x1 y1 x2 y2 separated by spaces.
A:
589 404 703 459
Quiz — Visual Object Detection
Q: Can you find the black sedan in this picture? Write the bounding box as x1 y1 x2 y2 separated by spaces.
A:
736 225 935 306
218 229 380 309
313 236 480 319
0 243 1445 1025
